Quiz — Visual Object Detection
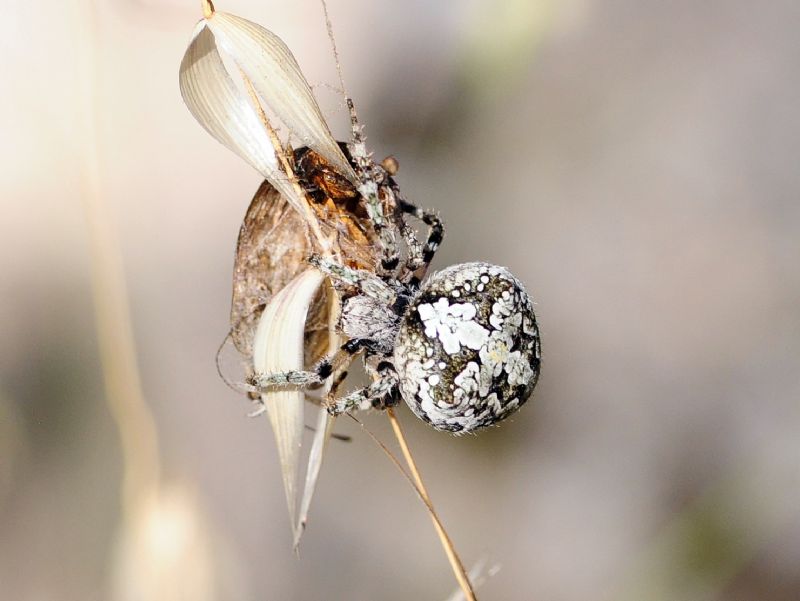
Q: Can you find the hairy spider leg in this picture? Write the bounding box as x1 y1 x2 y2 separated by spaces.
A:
394 197 444 286
250 337 400 419
393 210 423 273
308 254 397 305
325 367 400 416
344 97 401 275
249 338 368 391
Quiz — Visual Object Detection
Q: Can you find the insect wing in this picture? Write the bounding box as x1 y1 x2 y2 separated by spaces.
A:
230 180 312 357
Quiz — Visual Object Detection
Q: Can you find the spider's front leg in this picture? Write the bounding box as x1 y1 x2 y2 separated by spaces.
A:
248 338 369 393
308 254 397 305
325 366 400 416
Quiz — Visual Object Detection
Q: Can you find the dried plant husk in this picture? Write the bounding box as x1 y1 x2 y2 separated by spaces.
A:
179 23 304 211
205 12 355 182
182 8 482 592
251 267 325 533
179 12 355 217
229 147 381 540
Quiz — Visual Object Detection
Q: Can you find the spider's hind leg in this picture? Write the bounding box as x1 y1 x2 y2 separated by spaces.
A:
325 366 400 416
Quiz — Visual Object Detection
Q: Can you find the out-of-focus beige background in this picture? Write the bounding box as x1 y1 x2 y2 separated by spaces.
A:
1 1 799 600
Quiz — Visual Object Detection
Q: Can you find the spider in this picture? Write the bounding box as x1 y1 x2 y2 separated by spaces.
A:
246 103 541 434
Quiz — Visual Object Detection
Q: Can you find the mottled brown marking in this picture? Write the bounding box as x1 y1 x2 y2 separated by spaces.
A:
230 181 313 357
293 146 379 270
296 147 359 202
230 145 383 363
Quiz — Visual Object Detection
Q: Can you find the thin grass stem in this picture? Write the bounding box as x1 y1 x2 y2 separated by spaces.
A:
386 408 477 601
81 2 161 516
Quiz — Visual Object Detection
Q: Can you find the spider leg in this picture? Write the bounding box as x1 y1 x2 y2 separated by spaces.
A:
395 213 423 270
325 368 400 416
344 98 401 275
327 369 349 397
249 338 368 392
250 369 325 389
394 197 444 285
309 254 397 305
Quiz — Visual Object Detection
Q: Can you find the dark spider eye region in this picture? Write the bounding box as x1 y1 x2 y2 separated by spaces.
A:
394 262 541 433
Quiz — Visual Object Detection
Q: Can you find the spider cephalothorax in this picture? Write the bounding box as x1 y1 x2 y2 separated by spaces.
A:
249 117 541 433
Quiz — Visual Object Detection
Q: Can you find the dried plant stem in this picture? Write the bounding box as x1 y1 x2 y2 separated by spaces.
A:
82 155 162 514
81 6 160 514
386 408 477 601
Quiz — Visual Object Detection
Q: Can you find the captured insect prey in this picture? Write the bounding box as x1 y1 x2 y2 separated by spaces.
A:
179 6 545 592
180 8 540 435
237 130 541 434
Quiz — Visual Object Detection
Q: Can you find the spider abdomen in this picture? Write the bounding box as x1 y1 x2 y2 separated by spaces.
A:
394 262 541 433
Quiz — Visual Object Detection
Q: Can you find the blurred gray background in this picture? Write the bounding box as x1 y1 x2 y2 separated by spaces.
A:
1 0 798 599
